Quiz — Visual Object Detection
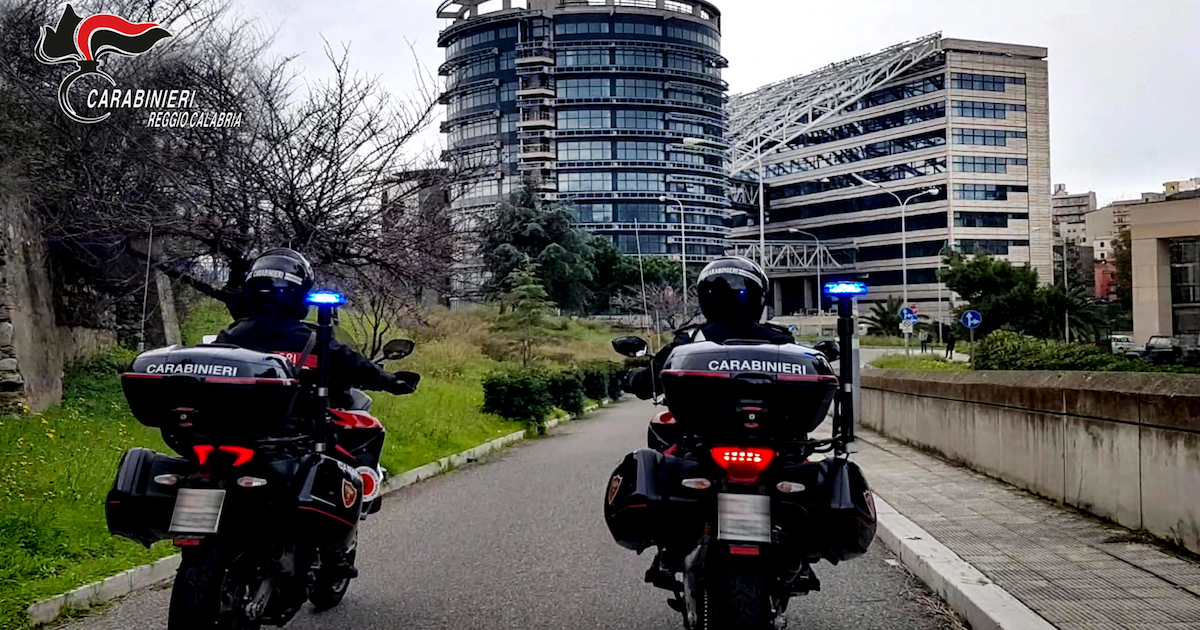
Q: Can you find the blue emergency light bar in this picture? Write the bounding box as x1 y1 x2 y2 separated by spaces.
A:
305 291 347 306
823 281 868 296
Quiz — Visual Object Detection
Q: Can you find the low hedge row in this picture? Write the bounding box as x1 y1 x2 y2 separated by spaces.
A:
482 360 629 432
972 330 1200 372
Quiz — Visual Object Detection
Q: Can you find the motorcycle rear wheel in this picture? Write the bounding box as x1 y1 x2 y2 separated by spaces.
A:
168 542 266 630
308 545 356 611
710 556 775 630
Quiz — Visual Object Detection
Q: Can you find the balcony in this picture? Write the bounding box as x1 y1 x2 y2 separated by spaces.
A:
517 85 556 98
518 113 556 129
519 145 556 160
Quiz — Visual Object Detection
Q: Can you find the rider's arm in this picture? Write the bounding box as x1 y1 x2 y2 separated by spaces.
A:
327 338 408 394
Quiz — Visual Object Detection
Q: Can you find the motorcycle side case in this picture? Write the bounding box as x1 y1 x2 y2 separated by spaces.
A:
773 458 877 563
105 448 192 547
294 453 364 551
603 449 703 552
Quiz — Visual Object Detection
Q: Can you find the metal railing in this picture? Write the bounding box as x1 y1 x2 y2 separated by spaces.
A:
724 241 848 273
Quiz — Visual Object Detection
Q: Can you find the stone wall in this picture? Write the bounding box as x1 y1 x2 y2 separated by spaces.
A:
861 370 1200 554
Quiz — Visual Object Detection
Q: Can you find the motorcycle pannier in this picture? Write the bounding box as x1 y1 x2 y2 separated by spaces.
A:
105 448 191 547
660 342 837 438
294 454 364 550
604 449 702 552
121 345 300 432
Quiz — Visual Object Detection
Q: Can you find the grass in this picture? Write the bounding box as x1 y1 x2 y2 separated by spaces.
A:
869 354 971 371
0 303 616 628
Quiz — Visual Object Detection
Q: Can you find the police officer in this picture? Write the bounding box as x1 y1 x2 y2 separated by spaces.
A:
216 248 416 407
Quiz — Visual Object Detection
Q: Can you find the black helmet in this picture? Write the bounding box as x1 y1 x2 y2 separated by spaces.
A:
697 256 769 325
243 248 314 318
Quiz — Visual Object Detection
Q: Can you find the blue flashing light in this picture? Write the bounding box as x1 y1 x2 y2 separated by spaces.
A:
305 291 347 306
823 281 868 296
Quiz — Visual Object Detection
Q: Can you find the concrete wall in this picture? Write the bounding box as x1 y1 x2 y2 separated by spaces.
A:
862 370 1200 554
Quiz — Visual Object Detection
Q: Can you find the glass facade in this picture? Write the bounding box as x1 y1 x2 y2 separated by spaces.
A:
1171 239 1200 336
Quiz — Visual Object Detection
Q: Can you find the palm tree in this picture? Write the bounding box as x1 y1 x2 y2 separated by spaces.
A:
860 295 930 336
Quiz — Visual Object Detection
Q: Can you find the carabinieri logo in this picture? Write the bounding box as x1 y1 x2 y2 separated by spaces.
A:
35 4 172 124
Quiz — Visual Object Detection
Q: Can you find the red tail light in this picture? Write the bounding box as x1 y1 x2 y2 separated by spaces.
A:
218 446 255 466
193 444 215 465
711 446 776 483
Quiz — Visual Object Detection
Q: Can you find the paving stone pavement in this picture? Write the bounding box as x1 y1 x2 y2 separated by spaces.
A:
843 427 1200 629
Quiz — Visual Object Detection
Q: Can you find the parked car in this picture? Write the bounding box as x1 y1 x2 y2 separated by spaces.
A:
1126 335 1188 365
1110 334 1136 354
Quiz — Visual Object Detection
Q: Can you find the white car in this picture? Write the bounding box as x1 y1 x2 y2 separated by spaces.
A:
1110 334 1135 354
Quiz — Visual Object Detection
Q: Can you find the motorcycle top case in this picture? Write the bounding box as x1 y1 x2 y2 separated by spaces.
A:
660 341 837 437
105 447 192 547
294 453 365 550
121 345 299 432
604 449 703 552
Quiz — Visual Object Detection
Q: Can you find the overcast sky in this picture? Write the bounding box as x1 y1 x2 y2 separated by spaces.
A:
242 0 1199 206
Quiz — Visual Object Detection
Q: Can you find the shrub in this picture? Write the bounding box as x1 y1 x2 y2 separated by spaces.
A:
481 370 553 432
546 369 586 416
970 330 1200 372
580 360 623 401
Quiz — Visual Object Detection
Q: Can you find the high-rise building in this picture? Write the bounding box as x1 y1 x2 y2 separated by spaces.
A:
436 0 731 305
724 35 1053 319
1052 184 1097 224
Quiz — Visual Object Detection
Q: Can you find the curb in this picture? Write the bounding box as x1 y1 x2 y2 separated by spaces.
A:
27 401 609 626
873 495 1056 630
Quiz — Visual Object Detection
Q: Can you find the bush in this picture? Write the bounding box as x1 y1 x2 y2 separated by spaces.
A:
481 371 554 432
546 370 586 416
970 330 1200 373
580 360 623 401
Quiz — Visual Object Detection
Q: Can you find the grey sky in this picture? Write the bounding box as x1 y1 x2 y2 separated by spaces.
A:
243 0 1200 206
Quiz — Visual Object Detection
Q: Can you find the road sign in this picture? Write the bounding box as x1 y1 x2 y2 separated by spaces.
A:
961 310 982 330
787 324 798 334
899 307 918 323
899 320 914 334
910 304 920 315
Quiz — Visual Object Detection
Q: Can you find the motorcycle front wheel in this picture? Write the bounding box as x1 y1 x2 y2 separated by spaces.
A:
168 541 270 630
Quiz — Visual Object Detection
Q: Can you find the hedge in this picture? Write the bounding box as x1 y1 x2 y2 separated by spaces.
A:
971 330 1200 373
481 361 628 432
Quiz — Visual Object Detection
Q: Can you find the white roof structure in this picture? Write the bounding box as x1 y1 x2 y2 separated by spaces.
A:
726 33 944 177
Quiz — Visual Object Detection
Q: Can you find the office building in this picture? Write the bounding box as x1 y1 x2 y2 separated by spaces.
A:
1052 184 1096 224
724 35 1053 318
436 0 732 304
1130 190 1200 345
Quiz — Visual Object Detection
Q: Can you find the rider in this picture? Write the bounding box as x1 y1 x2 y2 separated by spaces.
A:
628 256 797 591
216 248 415 408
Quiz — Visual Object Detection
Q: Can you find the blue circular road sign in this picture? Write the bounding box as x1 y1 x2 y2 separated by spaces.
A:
961 310 982 329
899 307 918 323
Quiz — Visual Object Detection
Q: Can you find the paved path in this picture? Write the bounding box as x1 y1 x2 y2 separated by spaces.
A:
57 400 961 630
843 426 1200 629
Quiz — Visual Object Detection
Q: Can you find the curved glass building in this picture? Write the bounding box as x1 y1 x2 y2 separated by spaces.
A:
437 0 730 302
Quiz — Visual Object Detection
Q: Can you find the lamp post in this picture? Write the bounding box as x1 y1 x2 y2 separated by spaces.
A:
788 228 822 314
660 195 688 320
936 243 954 344
851 174 939 354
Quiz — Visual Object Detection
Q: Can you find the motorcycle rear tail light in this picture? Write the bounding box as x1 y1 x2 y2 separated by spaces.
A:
681 478 712 490
193 444 215 465
711 447 776 483
219 446 255 466
237 476 268 488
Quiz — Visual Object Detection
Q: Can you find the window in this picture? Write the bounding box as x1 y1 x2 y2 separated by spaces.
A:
954 212 1028 228
614 78 662 99
848 76 945 112
559 78 610 98
499 50 516 71
559 172 611 192
955 239 1030 255
617 172 664 191
558 109 610 129
615 49 662 67
448 88 497 115
614 21 662 36
448 29 496 55
768 159 947 201
498 26 518 39
558 141 611 161
560 49 610 67
616 141 664 160
953 156 1029 173
953 184 1030 201
500 83 517 103
669 121 707 135
790 103 946 148
616 234 666 255
500 112 518 133
952 128 1028 146
669 149 706 165
616 203 665 222
455 58 495 83
952 100 1027 118
666 24 719 49
952 73 1025 91
555 21 609 35
573 203 613 223
667 53 704 73
766 130 945 178
616 109 663 129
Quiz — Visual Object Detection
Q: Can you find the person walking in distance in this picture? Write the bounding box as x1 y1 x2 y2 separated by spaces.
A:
944 327 957 359
919 330 929 354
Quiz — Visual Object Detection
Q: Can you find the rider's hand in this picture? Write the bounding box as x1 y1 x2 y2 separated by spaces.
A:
385 371 420 395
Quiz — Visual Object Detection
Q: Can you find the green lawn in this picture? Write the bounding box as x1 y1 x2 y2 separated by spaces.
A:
868 354 971 371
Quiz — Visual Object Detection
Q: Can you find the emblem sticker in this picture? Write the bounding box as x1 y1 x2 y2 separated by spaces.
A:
607 475 623 506
342 479 358 508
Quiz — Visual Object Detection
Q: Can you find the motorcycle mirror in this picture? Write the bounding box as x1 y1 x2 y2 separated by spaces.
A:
382 339 416 361
814 339 840 363
612 336 650 358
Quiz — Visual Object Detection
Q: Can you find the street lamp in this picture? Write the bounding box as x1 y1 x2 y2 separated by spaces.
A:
851 173 939 354
683 136 766 270
659 195 688 319
788 228 822 314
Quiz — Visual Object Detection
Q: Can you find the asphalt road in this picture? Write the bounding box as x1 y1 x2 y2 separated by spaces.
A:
59 399 959 630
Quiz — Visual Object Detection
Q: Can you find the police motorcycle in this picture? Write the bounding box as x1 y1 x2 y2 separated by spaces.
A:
603 282 878 630
105 291 419 629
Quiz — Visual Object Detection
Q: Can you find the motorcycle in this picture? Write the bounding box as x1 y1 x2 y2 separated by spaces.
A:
105 290 420 629
604 295 877 630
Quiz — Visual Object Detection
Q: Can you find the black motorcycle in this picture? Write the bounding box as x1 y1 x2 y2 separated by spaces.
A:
105 291 420 629
604 298 877 630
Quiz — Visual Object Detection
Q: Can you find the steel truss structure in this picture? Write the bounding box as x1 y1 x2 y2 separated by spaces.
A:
724 241 848 274
725 33 944 177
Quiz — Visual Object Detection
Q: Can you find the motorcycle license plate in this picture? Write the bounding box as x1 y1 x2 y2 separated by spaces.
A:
169 488 226 534
717 493 771 543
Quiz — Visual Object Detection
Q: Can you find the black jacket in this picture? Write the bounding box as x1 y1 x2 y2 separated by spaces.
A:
216 313 403 407
628 321 797 400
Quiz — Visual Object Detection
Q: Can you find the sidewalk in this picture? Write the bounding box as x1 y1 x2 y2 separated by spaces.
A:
847 427 1200 629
